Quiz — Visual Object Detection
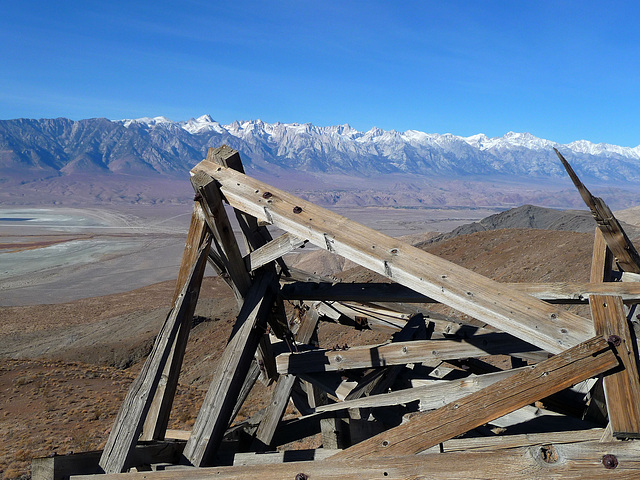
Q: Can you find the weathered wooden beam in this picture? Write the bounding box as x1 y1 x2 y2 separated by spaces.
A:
193 158 594 354
32 441 185 480
192 170 251 302
252 307 321 449
555 147 640 274
333 336 618 459
276 333 540 374
72 441 640 480
281 280 640 305
142 203 211 441
244 232 307 271
99 237 211 474
590 294 640 438
182 270 279 467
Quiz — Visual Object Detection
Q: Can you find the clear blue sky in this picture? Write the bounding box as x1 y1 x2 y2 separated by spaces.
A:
1 1 639 146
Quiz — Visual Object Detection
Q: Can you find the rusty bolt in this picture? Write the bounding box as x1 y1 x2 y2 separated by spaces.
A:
193 193 203 202
262 191 272 199
293 206 303 214
608 335 622 347
602 454 618 469
295 474 309 480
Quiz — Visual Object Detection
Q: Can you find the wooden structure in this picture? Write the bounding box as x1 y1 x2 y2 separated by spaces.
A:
35 146 640 479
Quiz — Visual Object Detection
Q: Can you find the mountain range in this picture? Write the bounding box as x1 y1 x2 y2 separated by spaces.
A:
2 115 640 183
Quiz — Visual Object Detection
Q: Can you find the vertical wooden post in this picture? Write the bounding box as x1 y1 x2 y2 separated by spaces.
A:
182 269 279 466
590 294 640 438
591 228 615 283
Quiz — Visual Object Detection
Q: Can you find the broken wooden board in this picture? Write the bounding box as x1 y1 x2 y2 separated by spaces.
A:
193 159 595 354
590 294 640 438
332 336 617 459
555 147 640 274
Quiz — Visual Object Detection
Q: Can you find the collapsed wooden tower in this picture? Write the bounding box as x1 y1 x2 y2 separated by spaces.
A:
35 146 640 479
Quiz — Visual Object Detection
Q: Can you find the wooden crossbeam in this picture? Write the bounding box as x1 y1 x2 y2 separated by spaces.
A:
590 294 640 438
244 232 307 271
193 158 594 354
555 148 640 274
99 235 212 473
281 280 640 305
332 336 617 459
276 333 540 374
182 270 279 467
72 441 640 480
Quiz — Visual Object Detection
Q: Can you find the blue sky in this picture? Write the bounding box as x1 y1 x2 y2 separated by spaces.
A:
1 1 639 146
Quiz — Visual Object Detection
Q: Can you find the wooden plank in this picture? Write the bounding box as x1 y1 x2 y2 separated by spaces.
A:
555 147 640 274
281 280 640 305
142 203 210 441
194 159 595 354
32 441 185 480
99 237 211 474
425 428 605 453
72 441 640 480
244 232 307 271
333 336 618 459
232 448 340 465
590 294 640 438
276 333 540 374
252 307 321 449
182 270 279 467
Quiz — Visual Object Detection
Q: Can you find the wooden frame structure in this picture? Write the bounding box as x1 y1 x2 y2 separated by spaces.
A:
35 146 640 479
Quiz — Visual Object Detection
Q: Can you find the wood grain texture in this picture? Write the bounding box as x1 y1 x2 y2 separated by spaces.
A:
276 333 540 374
590 294 640 438
73 441 640 480
193 160 594 354
282 280 640 304
182 270 278 467
332 336 617 460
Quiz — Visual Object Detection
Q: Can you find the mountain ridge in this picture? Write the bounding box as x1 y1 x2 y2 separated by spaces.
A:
2 116 640 184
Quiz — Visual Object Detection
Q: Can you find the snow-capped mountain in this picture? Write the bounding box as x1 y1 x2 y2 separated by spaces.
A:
2 115 640 184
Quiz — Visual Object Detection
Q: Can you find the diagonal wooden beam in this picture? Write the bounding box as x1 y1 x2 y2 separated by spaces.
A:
99 234 212 473
192 158 594 354
142 203 211 441
244 232 307 271
555 147 640 273
332 335 618 459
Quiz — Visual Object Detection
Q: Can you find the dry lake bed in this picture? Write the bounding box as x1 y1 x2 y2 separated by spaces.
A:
0 204 501 306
